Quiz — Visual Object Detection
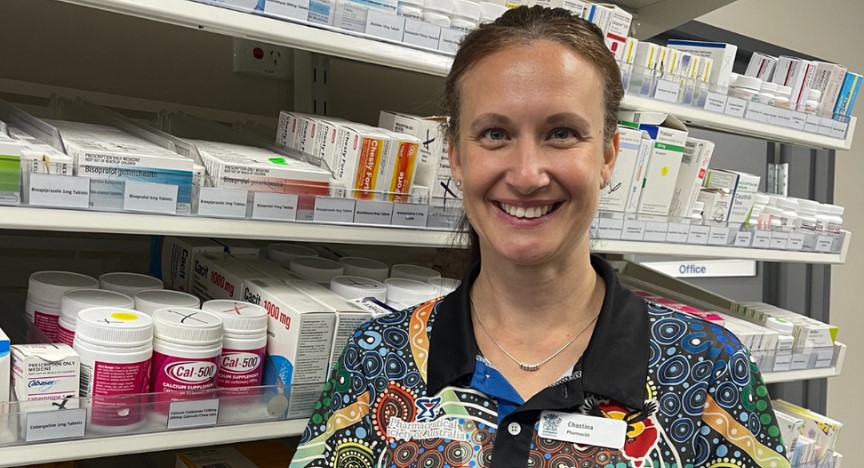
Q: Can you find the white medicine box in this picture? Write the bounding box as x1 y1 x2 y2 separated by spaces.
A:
598 126 650 213
11 344 80 410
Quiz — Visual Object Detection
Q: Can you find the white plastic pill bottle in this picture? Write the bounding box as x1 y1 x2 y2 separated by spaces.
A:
201 300 268 389
428 277 461 296
390 264 442 282
290 256 344 284
99 272 164 297
74 307 153 432
397 0 424 20
385 278 440 309
451 0 481 31
150 307 223 404
27 271 99 342
267 243 318 267
134 289 201 315
423 0 454 27
58 289 134 347
331 276 388 301
339 256 389 282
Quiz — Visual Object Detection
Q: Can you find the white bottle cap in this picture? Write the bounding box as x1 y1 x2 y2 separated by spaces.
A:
201 300 268 334
290 257 344 284
330 276 388 302
400 0 424 7
424 0 454 14
753 193 770 205
478 2 507 21
762 206 783 216
385 278 440 308
75 307 153 347
776 198 799 211
28 271 100 306
98 272 163 297
339 257 389 282
61 289 135 327
267 243 318 267
134 289 201 315
428 277 461 296
824 204 845 216
775 85 792 97
760 81 777 93
729 73 740 87
735 76 762 91
809 89 822 100
390 264 442 282
766 317 794 334
452 0 481 20
796 198 821 211
152 308 223 345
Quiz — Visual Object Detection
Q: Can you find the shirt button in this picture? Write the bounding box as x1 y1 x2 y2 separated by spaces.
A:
507 422 521 436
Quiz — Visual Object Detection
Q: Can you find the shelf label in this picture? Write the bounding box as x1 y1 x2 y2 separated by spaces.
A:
815 235 834 253
252 192 299 221
789 111 807 130
744 102 770 123
772 353 793 372
123 181 178 214
354 200 394 225
597 218 624 239
621 219 646 241
708 226 730 245
167 398 220 430
724 97 748 118
269 0 310 20
762 106 782 126
403 18 441 50
772 108 793 127
25 408 86 442
770 231 789 249
365 10 405 42
687 225 710 244
734 230 753 247
831 119 849 139
198 188 248 218
790 351 811 370
787 233 805 250
666 223 691 243
654 79 681 103
818 117 834 136
314 197 356 223
814 348 835 368
438 27 466 54
28 173 90 209
392 203 429 227
704 92 728 113
643 221 668 242
752 230 772 248
804 114 821 133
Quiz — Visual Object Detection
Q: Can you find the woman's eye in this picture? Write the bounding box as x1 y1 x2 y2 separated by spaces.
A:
482 128 507 141
550 128 577 140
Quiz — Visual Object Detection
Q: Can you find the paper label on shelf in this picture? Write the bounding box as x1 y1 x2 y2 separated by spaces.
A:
818 117 834 136
354 200 394 225
25 408 86 442
804 114 820 133
365 10 405 42
704 92 728 113
403 18 441 50
268 0 310 20
166 398 220 430
438 28 466 54
392 203 429 227
815 235 834 252
653 79 681 103
123 181 178 214
751 230 771 248
643 222 668 242
762 106 782 125
198 187 248 218
790 352 811 370
708 226 730 245
252 192 299 221
789 111 807 130
772 354 792 372
686 225 710 244
787 233 805 250
724 97 748 118
28 173 90 208
772 108 793 127
814 348 835 368
770 231 789 249
314 197 356 223
745 102 770 123
666 223 691 243
621 220 646 240
734 230 753 247
597 218 624 239
831 120 849 139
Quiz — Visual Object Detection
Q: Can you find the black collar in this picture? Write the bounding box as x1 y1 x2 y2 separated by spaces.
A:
427 255 649 410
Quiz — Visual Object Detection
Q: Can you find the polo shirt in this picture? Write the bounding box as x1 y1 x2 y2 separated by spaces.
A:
290 256 791 468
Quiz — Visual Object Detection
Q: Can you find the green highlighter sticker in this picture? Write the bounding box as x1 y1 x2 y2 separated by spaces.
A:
0 154 21 203
269 157 288 165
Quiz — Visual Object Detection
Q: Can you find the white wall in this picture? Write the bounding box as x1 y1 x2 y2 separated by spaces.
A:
699 1 864 461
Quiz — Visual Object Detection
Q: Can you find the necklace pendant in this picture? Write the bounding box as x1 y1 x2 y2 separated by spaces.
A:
519 363 540 372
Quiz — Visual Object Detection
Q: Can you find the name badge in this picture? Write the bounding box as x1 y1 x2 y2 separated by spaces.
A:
538 411 627 449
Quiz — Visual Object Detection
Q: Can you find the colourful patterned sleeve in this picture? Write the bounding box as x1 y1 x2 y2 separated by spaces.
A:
699 339 791 468
290 325 374 467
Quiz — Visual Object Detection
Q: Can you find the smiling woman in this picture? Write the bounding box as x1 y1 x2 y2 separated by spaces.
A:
290 7 790 468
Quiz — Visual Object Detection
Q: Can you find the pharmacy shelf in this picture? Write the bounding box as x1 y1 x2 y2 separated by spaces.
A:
0 419 307 467
762 342 847 384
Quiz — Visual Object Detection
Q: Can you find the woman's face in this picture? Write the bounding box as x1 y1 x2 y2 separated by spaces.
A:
449 40 618 267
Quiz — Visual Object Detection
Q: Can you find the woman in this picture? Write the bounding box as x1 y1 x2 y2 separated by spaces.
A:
291 7 789 467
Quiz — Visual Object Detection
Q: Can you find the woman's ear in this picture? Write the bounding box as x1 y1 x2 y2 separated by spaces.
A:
448 135 463 185
600 129 620 188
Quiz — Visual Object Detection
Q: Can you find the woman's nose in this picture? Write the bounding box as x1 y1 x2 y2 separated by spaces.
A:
505 139 551 195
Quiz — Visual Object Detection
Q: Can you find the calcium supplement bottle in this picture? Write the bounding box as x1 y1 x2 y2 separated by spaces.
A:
133 289 201 315
290 256 344 285
267 243 318 267
385 278 440 309
201 300 268 389
99 272 164 297
339 256 389 282
27 271 99 341
330 276 388 302
58 289 134 346
390 264 441 282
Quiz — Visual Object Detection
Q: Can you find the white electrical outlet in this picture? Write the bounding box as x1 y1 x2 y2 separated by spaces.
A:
233 38 292 80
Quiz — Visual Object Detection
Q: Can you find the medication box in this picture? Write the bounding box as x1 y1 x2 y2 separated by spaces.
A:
744 52 777 81
376 129 421 202
320 123 391 199
191 253 266 301
808 62 848 117
176 447 257 468
0 326 8 404
11 344 79 410
598 126 650 213
834 71 862 117
8 126 73 176
668 138 715 219
585 3 632 60
378 112 448 197
666 40 738 88
160 236 226 292
725 171 760 225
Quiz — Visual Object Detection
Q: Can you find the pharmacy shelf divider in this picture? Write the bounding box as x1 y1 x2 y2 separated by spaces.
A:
762 342 847 385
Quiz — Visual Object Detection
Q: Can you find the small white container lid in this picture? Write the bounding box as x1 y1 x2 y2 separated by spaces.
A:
152 307 223 344
766 317 794 334
776 198 799 210
823 204 845 216
729 73 740 87
753 193 771 205
762 206 784 216
62 289 135 326
775 85 792 97
339 257 389 282
134 289 201 315
267 243 318 267
478 2 507 21
808 89 822 100
452 0 481 20
390 264 441 282
28 271 99 306
290 257 344 284
99 272 163 297
428 277 461 295
424 0 454 14
760 81 777 93
796 198 821 211
76 307 153 346
330 276 388 302
385 278 439 306
201 300 268 334
400 0 424 8
734 75 762 91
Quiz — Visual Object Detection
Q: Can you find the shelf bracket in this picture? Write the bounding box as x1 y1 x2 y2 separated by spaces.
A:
293 50 330 115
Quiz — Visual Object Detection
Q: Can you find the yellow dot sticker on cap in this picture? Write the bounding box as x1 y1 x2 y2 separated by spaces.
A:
661 166 669 176
111 312 138 321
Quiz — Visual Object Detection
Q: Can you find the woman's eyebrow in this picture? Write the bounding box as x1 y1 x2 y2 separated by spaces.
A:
545 112 592 132
469 113 510 133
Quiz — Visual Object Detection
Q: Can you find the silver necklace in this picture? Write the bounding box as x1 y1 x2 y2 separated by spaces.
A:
469 295 598 372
